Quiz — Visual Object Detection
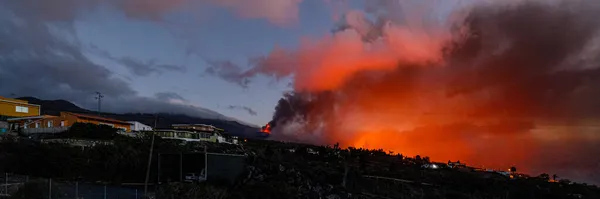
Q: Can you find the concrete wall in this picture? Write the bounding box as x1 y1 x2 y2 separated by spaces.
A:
129 121 152 131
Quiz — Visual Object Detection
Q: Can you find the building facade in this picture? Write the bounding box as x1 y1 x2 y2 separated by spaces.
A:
0 96 41 118
153 124 238 144
172 124 223 132
128 121 153 131
8 112 131 133
59 112 131 132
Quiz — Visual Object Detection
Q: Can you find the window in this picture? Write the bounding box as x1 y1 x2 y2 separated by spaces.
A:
47 121 53 127
60 121 65 127
200 133 211 139
15 106 29 113
35 122 40 128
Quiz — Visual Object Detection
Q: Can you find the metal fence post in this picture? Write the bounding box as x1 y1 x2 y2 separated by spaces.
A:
180 153 183 182
75 181 79 199
4 173 7 195
48 178 52 199
135 189 138 199
104 184 107 199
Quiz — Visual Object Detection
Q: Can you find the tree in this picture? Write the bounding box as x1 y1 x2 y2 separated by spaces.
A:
509 166 517 173
396 153 404 160
333 143 340 151
538 173 550 181
423 156 431 163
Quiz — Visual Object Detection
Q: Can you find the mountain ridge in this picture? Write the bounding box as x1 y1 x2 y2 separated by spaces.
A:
17 97 261 137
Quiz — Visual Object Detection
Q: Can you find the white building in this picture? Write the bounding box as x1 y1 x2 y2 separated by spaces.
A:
128 121 153 132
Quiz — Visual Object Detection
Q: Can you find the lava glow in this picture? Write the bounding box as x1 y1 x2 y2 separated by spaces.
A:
261 123 272 134
232 0 600 184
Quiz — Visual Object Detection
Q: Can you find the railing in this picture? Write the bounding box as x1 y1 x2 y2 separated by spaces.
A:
1 173 145 199
22 127 69 134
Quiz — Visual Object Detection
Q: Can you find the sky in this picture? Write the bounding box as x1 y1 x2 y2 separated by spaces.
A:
0 0 364 126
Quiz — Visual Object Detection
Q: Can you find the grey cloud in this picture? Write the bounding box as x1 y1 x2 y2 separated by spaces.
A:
0 1 232 121
155 92 186 101
89 46 186 76
227 105 258 116
204 60 251 88
0 8 134 99
113 56 186 76
102 97 227 120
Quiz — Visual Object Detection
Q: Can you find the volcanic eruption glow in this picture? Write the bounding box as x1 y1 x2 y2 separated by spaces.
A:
213 0 600 184
261 123 272 134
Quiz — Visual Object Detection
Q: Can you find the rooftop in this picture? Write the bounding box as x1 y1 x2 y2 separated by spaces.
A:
63 112 130 125
7 115 56 121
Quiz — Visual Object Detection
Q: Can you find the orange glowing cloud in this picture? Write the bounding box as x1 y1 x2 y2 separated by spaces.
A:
204 0 600 184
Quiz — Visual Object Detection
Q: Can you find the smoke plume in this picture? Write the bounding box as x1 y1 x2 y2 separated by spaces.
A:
211 0 600 184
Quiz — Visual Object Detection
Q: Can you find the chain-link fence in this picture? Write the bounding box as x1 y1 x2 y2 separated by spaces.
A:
1 173 147 199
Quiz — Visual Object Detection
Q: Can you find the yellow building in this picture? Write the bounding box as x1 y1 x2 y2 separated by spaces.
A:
0 96 41 118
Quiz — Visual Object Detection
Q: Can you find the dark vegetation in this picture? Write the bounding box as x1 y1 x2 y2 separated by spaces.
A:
17 97 260 137
52 122 123 140
1 125 599 199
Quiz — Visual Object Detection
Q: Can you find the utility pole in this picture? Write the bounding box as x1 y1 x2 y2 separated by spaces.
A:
144 114 158 197
95 92 104 114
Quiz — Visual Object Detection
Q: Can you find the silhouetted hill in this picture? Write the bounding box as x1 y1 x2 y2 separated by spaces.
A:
17 97 260 137
18 97 90 115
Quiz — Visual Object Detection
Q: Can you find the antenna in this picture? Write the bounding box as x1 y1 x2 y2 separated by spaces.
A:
95 92 104 114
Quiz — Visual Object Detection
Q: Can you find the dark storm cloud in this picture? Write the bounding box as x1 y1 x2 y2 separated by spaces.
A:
0 7 135 99
227 105 258 116
204 60 251 88
441 0 600 119
0 1 227 120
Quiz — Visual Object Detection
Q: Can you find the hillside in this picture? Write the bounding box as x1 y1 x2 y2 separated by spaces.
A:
1 136 598 199
17 97 261 137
